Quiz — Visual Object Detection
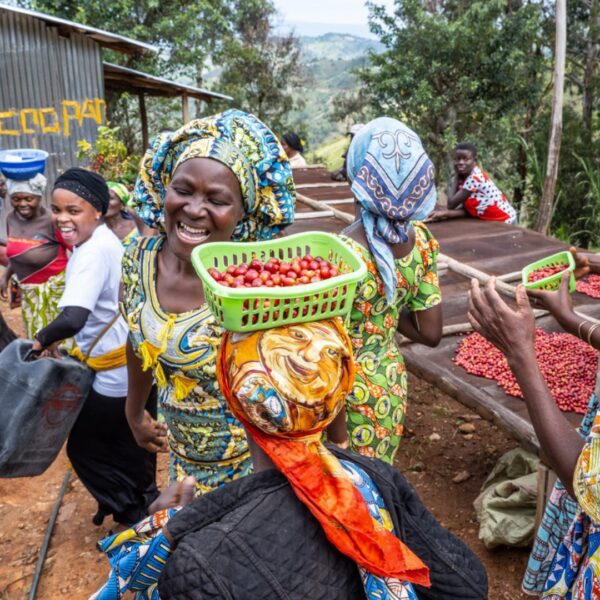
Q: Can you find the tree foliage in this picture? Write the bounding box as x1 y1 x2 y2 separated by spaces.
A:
354 0 599 245
19 0 302 149
216 0 305 133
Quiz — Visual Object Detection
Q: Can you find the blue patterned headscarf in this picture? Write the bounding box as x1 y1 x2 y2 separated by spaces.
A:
347 117 437 304
135 109 295 241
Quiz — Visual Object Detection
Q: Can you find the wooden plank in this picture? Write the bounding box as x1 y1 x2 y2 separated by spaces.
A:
295 210 334 219
296 182 350 189
323 198 354 205
138 93 148 151
182 92 189 124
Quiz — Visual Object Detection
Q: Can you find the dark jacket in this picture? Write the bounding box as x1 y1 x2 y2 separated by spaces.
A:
159 448 488 600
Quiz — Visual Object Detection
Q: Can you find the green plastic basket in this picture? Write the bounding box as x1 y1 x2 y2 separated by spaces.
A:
191 232 367 332
522 250 576 292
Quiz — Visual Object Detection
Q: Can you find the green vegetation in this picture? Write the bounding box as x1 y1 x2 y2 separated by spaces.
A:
307 136 349 171
18 0 598 245
336 0 599 247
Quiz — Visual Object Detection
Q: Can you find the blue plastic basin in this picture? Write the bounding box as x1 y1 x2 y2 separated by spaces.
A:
0 149 49 180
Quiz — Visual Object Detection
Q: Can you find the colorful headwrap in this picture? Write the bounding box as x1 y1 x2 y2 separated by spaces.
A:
6 173 47 198
347 117 437 304
134 109 295 241
217 319 430 586
107 181 132 208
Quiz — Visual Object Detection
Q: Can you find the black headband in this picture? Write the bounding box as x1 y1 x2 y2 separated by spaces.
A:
54 168 110 214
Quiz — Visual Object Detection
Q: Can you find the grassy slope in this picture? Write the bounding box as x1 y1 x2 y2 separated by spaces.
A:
306 135 349 171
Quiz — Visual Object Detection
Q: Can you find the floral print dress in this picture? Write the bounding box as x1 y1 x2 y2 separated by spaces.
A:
340 222 441 464
542 401 600 599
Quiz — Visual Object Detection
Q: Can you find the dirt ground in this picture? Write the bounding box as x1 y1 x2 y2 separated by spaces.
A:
0 304 532 599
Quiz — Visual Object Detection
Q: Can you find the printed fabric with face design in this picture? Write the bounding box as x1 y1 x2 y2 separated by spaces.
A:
10 192 42 220
164 157 244 262
220 319 354 436
51 188 101 246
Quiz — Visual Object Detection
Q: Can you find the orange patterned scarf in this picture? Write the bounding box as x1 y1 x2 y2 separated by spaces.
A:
217 321 430 586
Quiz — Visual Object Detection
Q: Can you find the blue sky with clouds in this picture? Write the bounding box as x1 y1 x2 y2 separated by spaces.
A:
272 0 395 38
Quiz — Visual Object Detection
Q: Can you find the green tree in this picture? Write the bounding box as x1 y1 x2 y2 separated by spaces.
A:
216 0 305 133
361 0 549 186
20 0 236 150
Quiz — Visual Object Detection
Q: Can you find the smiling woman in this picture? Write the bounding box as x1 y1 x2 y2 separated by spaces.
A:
121 109 296 494
33 168 159 526
0 174 71 343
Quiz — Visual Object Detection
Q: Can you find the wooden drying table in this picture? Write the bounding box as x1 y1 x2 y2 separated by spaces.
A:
291 167 600 453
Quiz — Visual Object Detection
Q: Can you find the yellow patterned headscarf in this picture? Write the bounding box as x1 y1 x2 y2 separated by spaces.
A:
134 110 295 241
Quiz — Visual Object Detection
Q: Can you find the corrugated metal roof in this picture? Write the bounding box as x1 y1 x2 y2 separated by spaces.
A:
103 63 233 102
0 8 106 235
0 3 155 54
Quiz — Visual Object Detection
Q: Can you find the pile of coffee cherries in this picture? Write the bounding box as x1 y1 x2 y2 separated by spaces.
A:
576 274 600 299
208 255 340 288
527 264 567 283
454 329 598 414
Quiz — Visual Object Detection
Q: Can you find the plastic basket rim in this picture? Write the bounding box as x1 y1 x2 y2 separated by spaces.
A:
522 250 575 288
0 148 49 160
191 231 367 300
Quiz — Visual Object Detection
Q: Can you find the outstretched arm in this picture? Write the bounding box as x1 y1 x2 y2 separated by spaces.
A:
427 208 468 222
528 272 600 351
468 278 583 496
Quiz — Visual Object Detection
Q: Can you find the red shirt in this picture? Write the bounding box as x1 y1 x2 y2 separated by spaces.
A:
460 166 517 224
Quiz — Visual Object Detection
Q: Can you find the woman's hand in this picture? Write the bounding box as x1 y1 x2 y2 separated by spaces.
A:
40 341 62 358
569 247 591 279
526 271 574 324
129 410 168 453
148 476 196 514
0 273 9 300
468 277 536 364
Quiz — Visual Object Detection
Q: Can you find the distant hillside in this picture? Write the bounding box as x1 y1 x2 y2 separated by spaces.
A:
203 33 380 149
300 33 383 61
291 33 380 148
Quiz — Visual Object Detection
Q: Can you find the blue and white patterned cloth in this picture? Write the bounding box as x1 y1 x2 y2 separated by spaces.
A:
91 508 177 600
340 459 419 599
346 118 436 304
524 389 600 594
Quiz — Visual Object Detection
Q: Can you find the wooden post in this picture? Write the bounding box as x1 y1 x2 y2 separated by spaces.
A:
535 0 566 234
138 94 149 151
182 93 189 125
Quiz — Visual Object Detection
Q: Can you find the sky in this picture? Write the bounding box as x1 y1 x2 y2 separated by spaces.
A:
272 0 396 38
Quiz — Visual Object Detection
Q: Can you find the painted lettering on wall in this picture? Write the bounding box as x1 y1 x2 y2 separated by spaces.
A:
0 98 106 137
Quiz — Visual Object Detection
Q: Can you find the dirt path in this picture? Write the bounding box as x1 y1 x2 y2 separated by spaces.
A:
0 304 532 599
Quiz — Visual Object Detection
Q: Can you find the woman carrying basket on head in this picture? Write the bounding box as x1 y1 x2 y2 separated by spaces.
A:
121 110 296 495
33 168 158 526
0 174 72 347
